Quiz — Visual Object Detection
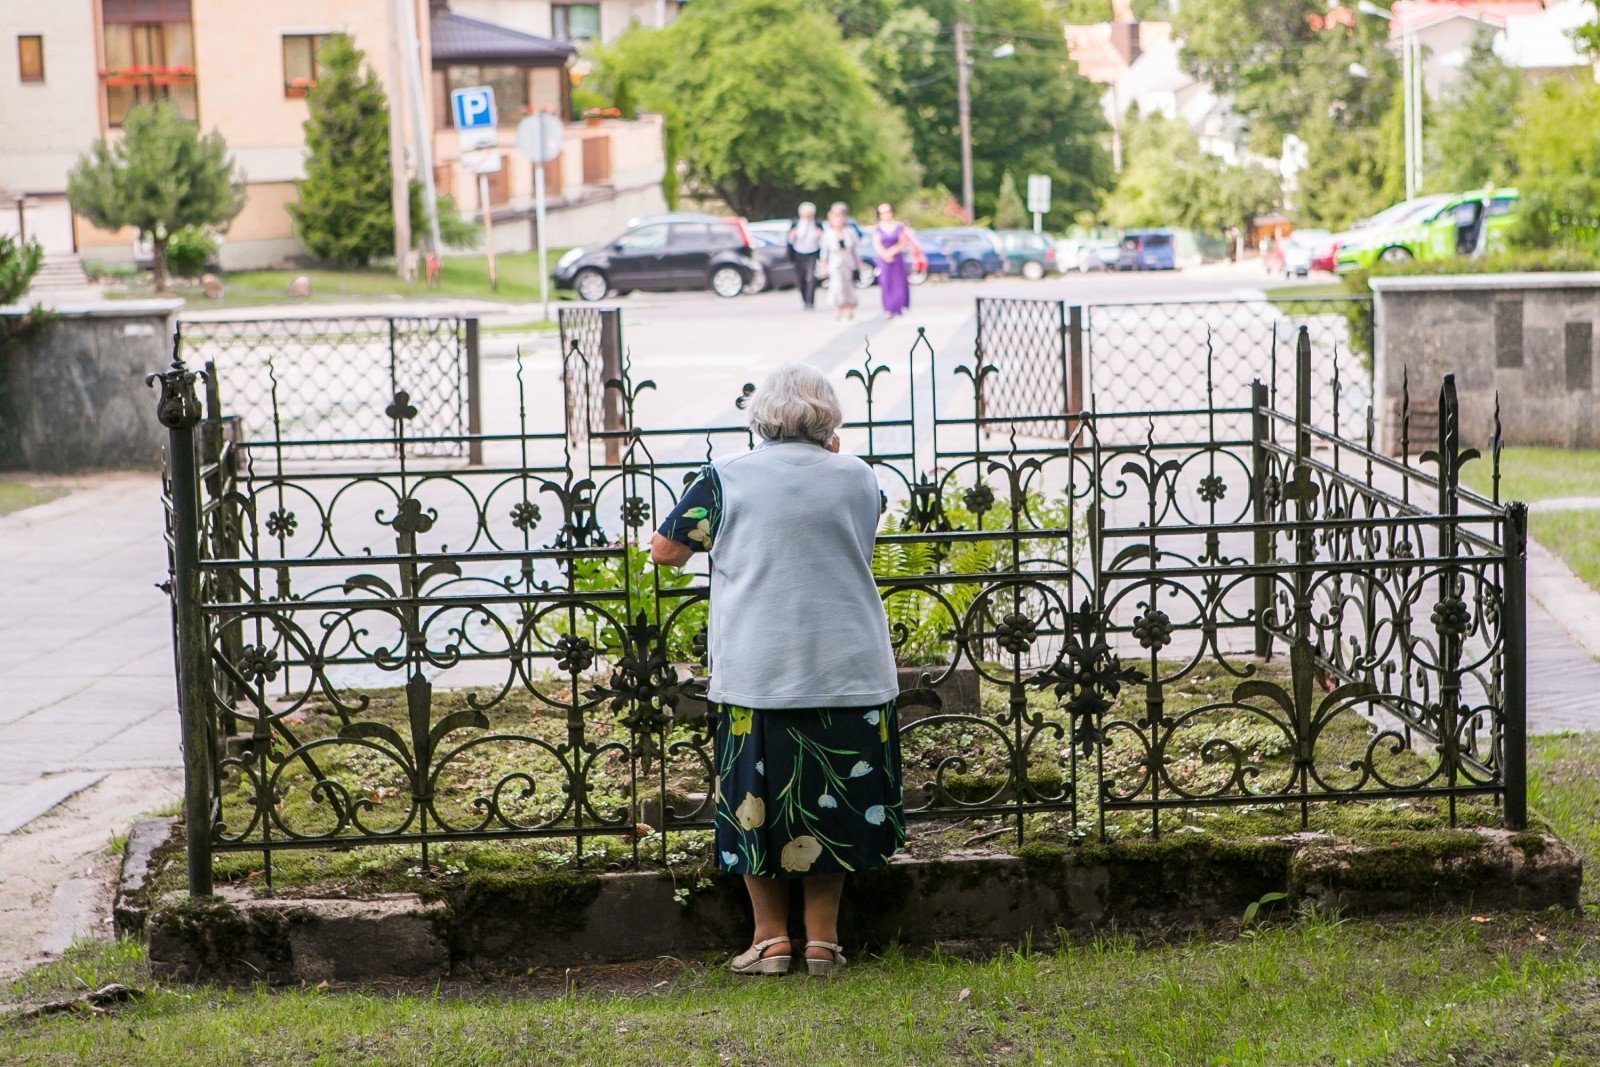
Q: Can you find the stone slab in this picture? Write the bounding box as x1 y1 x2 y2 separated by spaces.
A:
0 771 106 836
142 828 1581 985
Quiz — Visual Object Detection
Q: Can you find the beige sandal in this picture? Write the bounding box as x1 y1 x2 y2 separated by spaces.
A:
804 941 847 977
730 935 792 976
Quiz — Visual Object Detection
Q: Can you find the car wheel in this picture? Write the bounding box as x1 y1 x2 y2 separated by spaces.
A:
744 265 770 295
574 269 609 302
908 266 928 286
1379 246 1413 265
958 259 984 280
1021 261 1045 280
710 264 745 298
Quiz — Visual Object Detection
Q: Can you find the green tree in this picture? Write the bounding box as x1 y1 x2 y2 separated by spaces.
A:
1508 72 1600 251
1428 30 1523 193
1284 19 1403 229
1172 0 1322 153
872 0 1111 226
598 0 915 218
289 34 395 266
1576 1 1600 57
66 101 244 292
993 171 1027 229
1105 111 1279 235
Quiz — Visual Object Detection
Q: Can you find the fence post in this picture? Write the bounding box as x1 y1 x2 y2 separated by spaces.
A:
465 317 483 466
148 352 215 897
1502 501 1528 829
1251 379 1271 657
1066 303 1084 422
599 308 622 465
201 363 241 734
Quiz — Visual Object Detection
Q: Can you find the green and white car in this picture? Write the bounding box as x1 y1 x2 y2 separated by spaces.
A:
1334 189 1520 273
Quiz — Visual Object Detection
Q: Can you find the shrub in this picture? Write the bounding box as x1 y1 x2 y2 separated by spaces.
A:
0 233 44 305
165 227 218 280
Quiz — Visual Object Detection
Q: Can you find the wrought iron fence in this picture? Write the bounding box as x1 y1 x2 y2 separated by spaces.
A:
150 307 1524 895
175 316 481 461
976 296 1372 445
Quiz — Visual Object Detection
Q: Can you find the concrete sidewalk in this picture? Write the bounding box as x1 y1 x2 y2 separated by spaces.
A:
0 473 181 977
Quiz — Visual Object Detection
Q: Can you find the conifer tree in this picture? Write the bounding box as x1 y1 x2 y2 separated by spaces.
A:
993 171 1027 230
67 102 244 292
290 34 395 266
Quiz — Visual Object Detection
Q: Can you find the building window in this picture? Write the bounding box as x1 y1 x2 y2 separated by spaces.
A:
441 65 531 126
552 4 601 42
18 36 44 83
100 1 197 126
282 34 327 97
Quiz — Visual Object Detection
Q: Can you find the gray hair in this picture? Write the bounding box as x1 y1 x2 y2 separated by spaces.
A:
747 363 843 444
798 201 816 215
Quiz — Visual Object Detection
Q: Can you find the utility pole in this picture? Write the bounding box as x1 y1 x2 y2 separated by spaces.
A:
954 19 975 224
395 0 442 254
387 0 412 278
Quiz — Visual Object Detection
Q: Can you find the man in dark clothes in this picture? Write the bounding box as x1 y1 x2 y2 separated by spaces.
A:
787 202 823 310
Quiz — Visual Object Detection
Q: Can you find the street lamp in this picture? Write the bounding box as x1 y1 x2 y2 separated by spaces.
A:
1351 1 1422 200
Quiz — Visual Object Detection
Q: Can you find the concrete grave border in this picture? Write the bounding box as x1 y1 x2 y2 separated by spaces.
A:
119 823 1582 985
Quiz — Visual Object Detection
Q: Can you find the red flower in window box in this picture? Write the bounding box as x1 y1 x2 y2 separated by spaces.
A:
284 75 316 98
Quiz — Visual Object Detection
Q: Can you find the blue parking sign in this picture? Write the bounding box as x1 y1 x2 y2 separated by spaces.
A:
451 86 496 130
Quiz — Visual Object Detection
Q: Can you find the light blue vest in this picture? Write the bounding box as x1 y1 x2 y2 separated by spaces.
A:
706 440 898 709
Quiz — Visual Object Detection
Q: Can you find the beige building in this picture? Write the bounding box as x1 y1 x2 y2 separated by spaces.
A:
0 0 666 269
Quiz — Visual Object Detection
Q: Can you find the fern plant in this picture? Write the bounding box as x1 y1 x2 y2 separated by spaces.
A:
874 487 1085 667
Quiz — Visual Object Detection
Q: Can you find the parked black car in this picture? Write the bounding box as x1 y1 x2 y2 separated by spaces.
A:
553 215 759 301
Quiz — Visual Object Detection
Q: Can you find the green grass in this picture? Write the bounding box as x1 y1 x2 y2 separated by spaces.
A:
104 250 574 309
0 482 65 517
1264 280 1348 301
1462 445 1600 504
1460 445 1600 591
5 729 1597 1063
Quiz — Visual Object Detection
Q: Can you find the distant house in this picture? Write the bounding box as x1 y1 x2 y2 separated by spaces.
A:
0 0 667 268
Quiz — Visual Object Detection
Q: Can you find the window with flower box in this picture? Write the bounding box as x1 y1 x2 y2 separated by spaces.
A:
282 34 326 98
99 0 196 126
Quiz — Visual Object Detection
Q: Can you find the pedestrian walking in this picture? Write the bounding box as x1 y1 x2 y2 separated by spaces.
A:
650 363 903 978
819 202 860 322
872 203 910 318
787 202 823 309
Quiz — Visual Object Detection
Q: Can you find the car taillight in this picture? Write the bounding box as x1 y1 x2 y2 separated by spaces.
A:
1044 248 1055 262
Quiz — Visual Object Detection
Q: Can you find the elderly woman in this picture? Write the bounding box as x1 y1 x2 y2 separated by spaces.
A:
651 363 902 977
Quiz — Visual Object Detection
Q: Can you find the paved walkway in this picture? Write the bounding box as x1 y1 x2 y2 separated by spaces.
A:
0 474 180 978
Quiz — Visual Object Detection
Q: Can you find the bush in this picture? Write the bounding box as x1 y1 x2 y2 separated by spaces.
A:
165 227 217 279
0 233 44 305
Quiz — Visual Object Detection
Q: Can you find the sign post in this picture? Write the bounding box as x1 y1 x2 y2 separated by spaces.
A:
464 150 503 291
451 86 500 288
516 112 565 321
1027 174 1051 234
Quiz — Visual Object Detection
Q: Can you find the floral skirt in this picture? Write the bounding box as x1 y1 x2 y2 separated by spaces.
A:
713 703 905 878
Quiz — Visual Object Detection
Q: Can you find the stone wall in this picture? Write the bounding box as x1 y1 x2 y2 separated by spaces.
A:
0 300 183 471
1372 273 1600 451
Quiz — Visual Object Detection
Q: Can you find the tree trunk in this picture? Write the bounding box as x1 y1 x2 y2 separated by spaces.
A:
151 235 170 294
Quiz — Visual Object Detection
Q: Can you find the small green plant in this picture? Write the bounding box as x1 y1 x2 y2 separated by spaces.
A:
164 226 217 279
873 489 1083 667
558 543 707 665
1242 890 1288 927
0 232 44 305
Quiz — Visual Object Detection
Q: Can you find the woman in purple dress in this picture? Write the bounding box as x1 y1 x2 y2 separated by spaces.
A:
872 203 911 318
